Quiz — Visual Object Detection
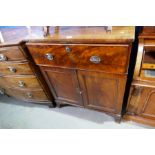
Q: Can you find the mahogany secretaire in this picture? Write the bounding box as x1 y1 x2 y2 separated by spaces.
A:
25 26 135 121
125 26 155 127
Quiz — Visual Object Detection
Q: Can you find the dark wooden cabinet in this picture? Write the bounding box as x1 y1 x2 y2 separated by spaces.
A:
0 26 135 121
26 26 135 121
125 26 155 127
40 66 83 106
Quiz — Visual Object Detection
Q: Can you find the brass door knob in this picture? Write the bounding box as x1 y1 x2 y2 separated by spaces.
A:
18 81 25 87
25 92 33 98
8 66 16 73
0 54 7 61
45 53 54 60
65 46 71 53
90 55 101 64
76 88 83 94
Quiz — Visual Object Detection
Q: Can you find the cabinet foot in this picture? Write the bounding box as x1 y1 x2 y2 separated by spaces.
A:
114 116 121 123
57 103 62 108
49 104 54 108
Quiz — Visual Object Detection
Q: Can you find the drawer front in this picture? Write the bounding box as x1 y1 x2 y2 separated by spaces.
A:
0 46 26 61
27 44 130 73
5 88 49 102
0 61 33 76
0 75 41 89
27 44 73 67
71 45 130 73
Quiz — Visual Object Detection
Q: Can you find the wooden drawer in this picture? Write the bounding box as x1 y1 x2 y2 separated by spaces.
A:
27 44 74 68
0 61 33 76
0 75 41 89
27 44 130 74
5 87 49 102
70 45 130 73
0 46 26 61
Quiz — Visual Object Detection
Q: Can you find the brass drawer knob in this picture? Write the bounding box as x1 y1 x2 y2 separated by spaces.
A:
8 66 16 73
65 46 71 53
25 92 33 98
18 80 25 87
0 88 5 95
0 54 7 61
90 55 101 64
45 53 54 60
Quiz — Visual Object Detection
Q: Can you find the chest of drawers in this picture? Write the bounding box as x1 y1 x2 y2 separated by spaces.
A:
0 44 53 106
26 26 135 121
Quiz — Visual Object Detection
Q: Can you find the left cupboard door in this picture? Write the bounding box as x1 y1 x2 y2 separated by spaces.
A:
39 66 84 107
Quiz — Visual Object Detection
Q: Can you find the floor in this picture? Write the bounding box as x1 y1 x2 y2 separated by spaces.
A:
0 95 150 129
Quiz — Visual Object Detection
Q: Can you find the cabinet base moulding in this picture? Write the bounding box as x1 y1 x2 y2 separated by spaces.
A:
123 114 155 127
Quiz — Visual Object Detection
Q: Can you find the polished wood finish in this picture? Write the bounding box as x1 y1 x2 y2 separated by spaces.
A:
6 88 49 102
27 43 130 74
142 63 155 69
25 26 135 120
0 26 135 119
124 114 155 127
78 70 126 114
0 75 41 89
40 67 83 106
28 26 134 44
125 26 155 127
0 46 26 61
125 84 155 127
0 61 33 75
0 28 53 105
142 26 155 34
0 26 135 45
127 85 155 117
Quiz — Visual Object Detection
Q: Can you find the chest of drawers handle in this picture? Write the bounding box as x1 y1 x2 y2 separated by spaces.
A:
18 81 25 87
45 53 54 60
65 46 71 53
0 54 7 61
8 66 16 73
90 55 101 64
25 92 33 99
0 88 5 95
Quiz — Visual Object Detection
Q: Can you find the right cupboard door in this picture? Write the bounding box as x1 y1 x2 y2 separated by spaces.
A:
131 86 155 119
78 70 126 114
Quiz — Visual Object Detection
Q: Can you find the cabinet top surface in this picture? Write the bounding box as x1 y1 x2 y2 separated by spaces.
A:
0 26 135 45
139 26 155 38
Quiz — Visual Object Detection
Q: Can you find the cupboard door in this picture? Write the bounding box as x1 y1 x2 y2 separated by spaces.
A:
133 86 155 119
78 70 126 114
40 66 83 106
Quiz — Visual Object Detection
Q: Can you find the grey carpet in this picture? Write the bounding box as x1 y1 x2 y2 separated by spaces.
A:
0 95 150 129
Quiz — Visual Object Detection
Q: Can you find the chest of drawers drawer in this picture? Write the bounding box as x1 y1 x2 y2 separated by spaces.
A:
0 61 33 76
0 75 41 89
0 46 26 61
5 88 49 102
27 44 130 74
